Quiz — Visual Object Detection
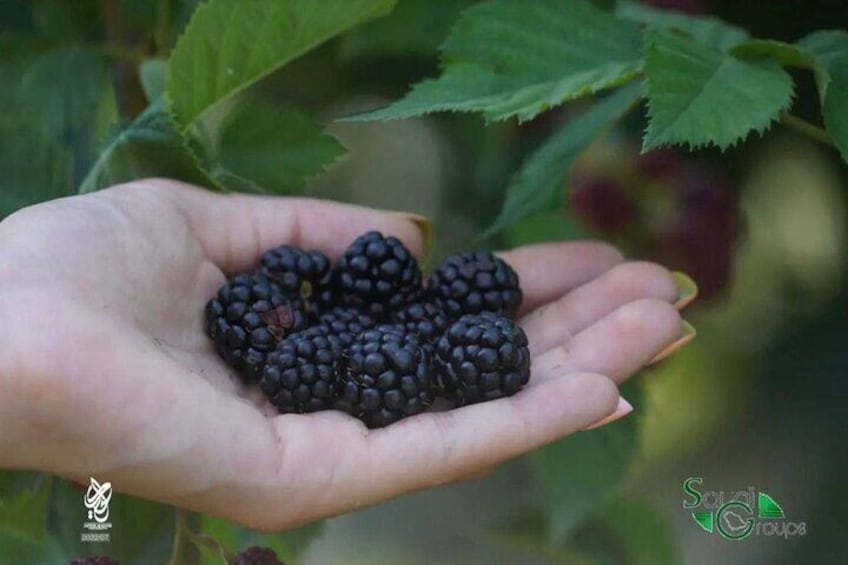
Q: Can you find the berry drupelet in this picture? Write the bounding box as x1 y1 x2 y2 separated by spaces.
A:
317 306 376 347
390 300 449 344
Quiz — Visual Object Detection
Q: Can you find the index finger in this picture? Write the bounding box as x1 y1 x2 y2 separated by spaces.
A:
148 179 429 275
499 241 624 316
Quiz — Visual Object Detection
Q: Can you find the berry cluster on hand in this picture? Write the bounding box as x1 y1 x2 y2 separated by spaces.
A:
205 230 530 428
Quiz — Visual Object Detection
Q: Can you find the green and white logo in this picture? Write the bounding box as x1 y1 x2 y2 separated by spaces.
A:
682 477 807 540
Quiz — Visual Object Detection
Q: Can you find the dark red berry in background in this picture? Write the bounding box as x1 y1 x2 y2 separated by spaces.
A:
69 557 119 565
659 165 738 299
570 140 739 301
569 174 637 235
233 546 284 565
657 210 736 300
676 165 737 233
635 147 682 180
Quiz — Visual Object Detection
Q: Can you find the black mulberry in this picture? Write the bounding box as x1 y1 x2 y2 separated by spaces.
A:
334 231 422 319
260 326 343 413
434 312 530 405
428 251 522 320
337 324 434 428
205 272 309 381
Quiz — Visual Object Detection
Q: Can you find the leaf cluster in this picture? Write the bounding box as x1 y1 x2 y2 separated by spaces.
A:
355 0 848 234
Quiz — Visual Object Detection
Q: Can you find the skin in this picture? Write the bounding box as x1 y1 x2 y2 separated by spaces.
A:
0 179 682 532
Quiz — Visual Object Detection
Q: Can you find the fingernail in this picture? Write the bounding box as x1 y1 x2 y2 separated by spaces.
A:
584 397 634 430
672 271 698 310
649 319 696 365
393 212 434 265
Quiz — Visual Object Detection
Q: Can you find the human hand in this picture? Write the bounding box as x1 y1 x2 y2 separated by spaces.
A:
0 179 691 531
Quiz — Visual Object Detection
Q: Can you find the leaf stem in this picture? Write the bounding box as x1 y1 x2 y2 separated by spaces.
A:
779 112 835 147
169 508 191 565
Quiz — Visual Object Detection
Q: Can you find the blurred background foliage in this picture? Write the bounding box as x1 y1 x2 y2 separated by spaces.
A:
1 0 847 563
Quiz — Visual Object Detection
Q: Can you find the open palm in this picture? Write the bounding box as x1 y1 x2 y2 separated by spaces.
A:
0 179 687 531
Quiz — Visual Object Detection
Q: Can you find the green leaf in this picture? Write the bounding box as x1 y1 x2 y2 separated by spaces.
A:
200 515 324 563
822 56 848 162
615 0 748 50
642 29 794 151
351 0 643 124
214 99 345 194
506 210 594 248
191 532 232 565
797 30 848 70
0 35 51 110
796 31 848 161
167 0 396 127
731 39 817 69
139 58 168 102
0 472 46 502
0 119 74 218
483 83 642 237
0 478 54 564
593 497 678 565
15 46 112 139
339 0 475 59
29 0 102 42
488 509 595 563
78 98 220 193
531 382 643 542
0 485 50 543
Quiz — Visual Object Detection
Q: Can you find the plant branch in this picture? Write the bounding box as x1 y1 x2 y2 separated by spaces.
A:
95 44 147 62
779 112 835 147
155 0 172 56
99 0 147 118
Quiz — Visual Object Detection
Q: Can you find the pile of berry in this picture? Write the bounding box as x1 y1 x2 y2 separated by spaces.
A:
205 231 530 428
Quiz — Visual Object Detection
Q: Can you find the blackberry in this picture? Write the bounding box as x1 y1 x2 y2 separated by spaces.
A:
335 231 422 319
390 301 449 344
260 245 335 308
337 324 435 428
69 558 119 565
260 326 343 414
205 272 309 381
233 546 283 565
434 312 530 406
318 306 376 347
428 251 522 320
